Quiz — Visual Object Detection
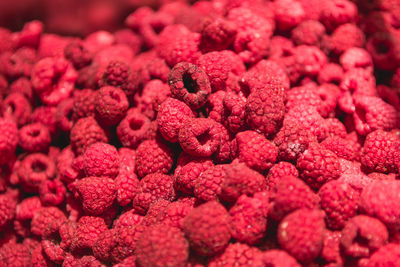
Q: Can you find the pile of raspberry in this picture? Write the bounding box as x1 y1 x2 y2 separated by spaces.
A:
0 0 400 266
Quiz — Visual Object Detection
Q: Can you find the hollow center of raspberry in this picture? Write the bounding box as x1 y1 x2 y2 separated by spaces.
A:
51 72 63 86
6 102 16 113
32 161 47 173
129 119 144 130
29 129 40 137
182 73 198 94
374 40 390 55
197 131 211 146
151 22 165 34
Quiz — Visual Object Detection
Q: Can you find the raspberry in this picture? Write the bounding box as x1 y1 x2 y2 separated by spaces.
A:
113 209 143 229
31 207 66 237
297 143 341 190
266 162 299 190
18 123 51 153
367 244 400 266
14 20 43 48
55 98 74 132
200 18 236 53
316 83 340 118
157 98 194 143
291 20 325 46
268 36 295 60
320 0 358 31
159 198 195 230
220 92 246 133
208 243 264 267
317 63 344 85
220 162 267 203
73 176 116 215
229 192 269 245
293 45 327 77
70 216 108 252
245 87 285 137
359 180 400 231
269 175 320 221
138 57 170 86
261 250 301 267
340 47 373 72
70 117 108 155
0 48 36 79
0 243 31 267
82 142 119 179
321 136 361 161
168 62 211 109
327 23 366 55
98 60 138 96
0 118 18 165
194 164 227 202
273 0 305 31
0 193 17 230
366 32 400 71
63 254 104 267
2 93 32 127
31 57 77 106
64 40 93 69
136 79 171 120
183 201 232 256
71 89 97 121
135 139 173 178
278 209 325 262
94 86 129 126
136 224 189 267
318 180 360 230
321 231 343 266
133 173 175 214
8 77 33 102
16 196 42 221
231 131 278 172
39 179 66 206
196 50 245 92
113 256 137 267
17 153 57 193
325 118 347 138
361 130 400 174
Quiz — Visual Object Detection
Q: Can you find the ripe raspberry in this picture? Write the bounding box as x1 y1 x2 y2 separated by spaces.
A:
208 243 264 267
83 142 119 179
291 20 325 46
194 164 227 202
8 77 33 101
327 23 365 55
0 118 18 165
266 162 298 190
2 92 31 127
64 40 92 69
340 47 373 72
16 196 42 221
325 118 347 138
113 209 143 229
321 231 343 266
231 131 277 172
268 36 295 60
133 173 175 214
200 18 236 53
0 193 17 230
136 224 189 267
73 176 116 215
319 180 360 230
366 32 400 71
261 250 301 267
183 201 232 256
321 136 361 161
361 130 400 174
297 143 341 189
39 179 66 206
18 123 51 153
320 0 358 31
31 207 66 237
55 98 74 132
229 192 269 244
0 48 36 79
220 92 246 133
70 117 108 155
135 139 174 178
136 79 171 120
278 209 325 262
367 244 400 266
293 45 327 77
220 162 267 203
159 198 195 230
70 216 108 252
269 175 320 221
94 86 129 126
0 243 31 267
317 63 344 85
273 0 305 31
71 89 96 121
113 256 137 267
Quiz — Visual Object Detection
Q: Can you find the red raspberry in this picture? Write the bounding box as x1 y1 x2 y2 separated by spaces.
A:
31 207 66 237
293 45 327 77
196 50 245 92
30 106 58 136
321 231 343 266
63 254 104 267
220 162 267 203
0 118 18 165
269 175 320 221
360 180 400 231
297 143 341 190
56 146 80 184
133 173 175 214
278 209 325 262
94 86 129 126
266 162 298 190
231 131 277 172
8 77 33 102
327 23 365 55
16 196 42 221
168 62 211 109
183 201 232 256
2 92 32 127
70 216 108 252
317 63 344 85
138 57 170 86
39 179 66 206
200 18 237 53
194 164 227 202
316 83 340 118
31 57 77 106
291 20 325 46
366 32 400 71
64 40 93 69
340 47 373 72
361 130 400 174
83 142 119 179
114 148 139 206
73 176 116 215
321 136 361 161
135 139 173 178
136 79 171 120
261 250 301 267
229 192 269 245
220 92 246 133
0 243 31 267
159 198 195 230
0 193 17 230
273 0 305 31
268 36 295 60
0 48 36 79
245 87 285 137
113 255 137 267
367 244 400 266
208 243 263 267
18 123 51 153
71 89 96 121
14 20 43 48
325 118 347 138
70 117 108 155
286 83 328 116
141 199 171 227
113 209 143 229
38 34 70 59
318 180 360 230
320 0 358 31
55 98 74 132
17 153 56 193
136 224 189 267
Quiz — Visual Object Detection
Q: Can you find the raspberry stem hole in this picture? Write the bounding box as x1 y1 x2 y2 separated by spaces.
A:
32 160 47 173
183 73 198 94
129 118 144 130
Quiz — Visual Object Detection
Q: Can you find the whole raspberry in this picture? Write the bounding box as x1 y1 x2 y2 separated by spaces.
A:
70 117 108 155
327 23 365 55
71 89 97 121
64 40 93 69
196 50 245 92
31 207 66 237
231 131 277 172
168 62 211 109
17 153 56 193
366 32 400 71
340 47 373 72
157 98 194 143
73 176 116 215
261 250 301 267
0 243 31 267
319 180 360 230
321 231 343 266
321 136 361 161
135 139 173 178
94 86 129 126
246 60 290 92
367 244 400 266
0 193 17 230
273 0 305 31
266 162 298 190
325 118 347 138
39 179 66 206
291 20 325 46
18 123 51 153
55 98 74 132
113 209 143 229
297 143 341 190
229 192 269 245
113 256 137 267
0 118 18 165
220 92 246 134
317 63 344 85
220 162 267 203
245 87 285 137
278 209 325 262
316 83 340 118
360 180 400 231
136 79 171 120
133 173 175 214
200 18 237 53
183 201 232 256
293 45 327 77
361 130 400 174
8 77 33 102
159 198 195 230
2 92 32 127
83 142 119 179
269 175 320 221
0 48 36 79
208 243 264 267
70 216 108 253
320 0 358 31
16 196 42 222
194 164 227 202
136 224 189 267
